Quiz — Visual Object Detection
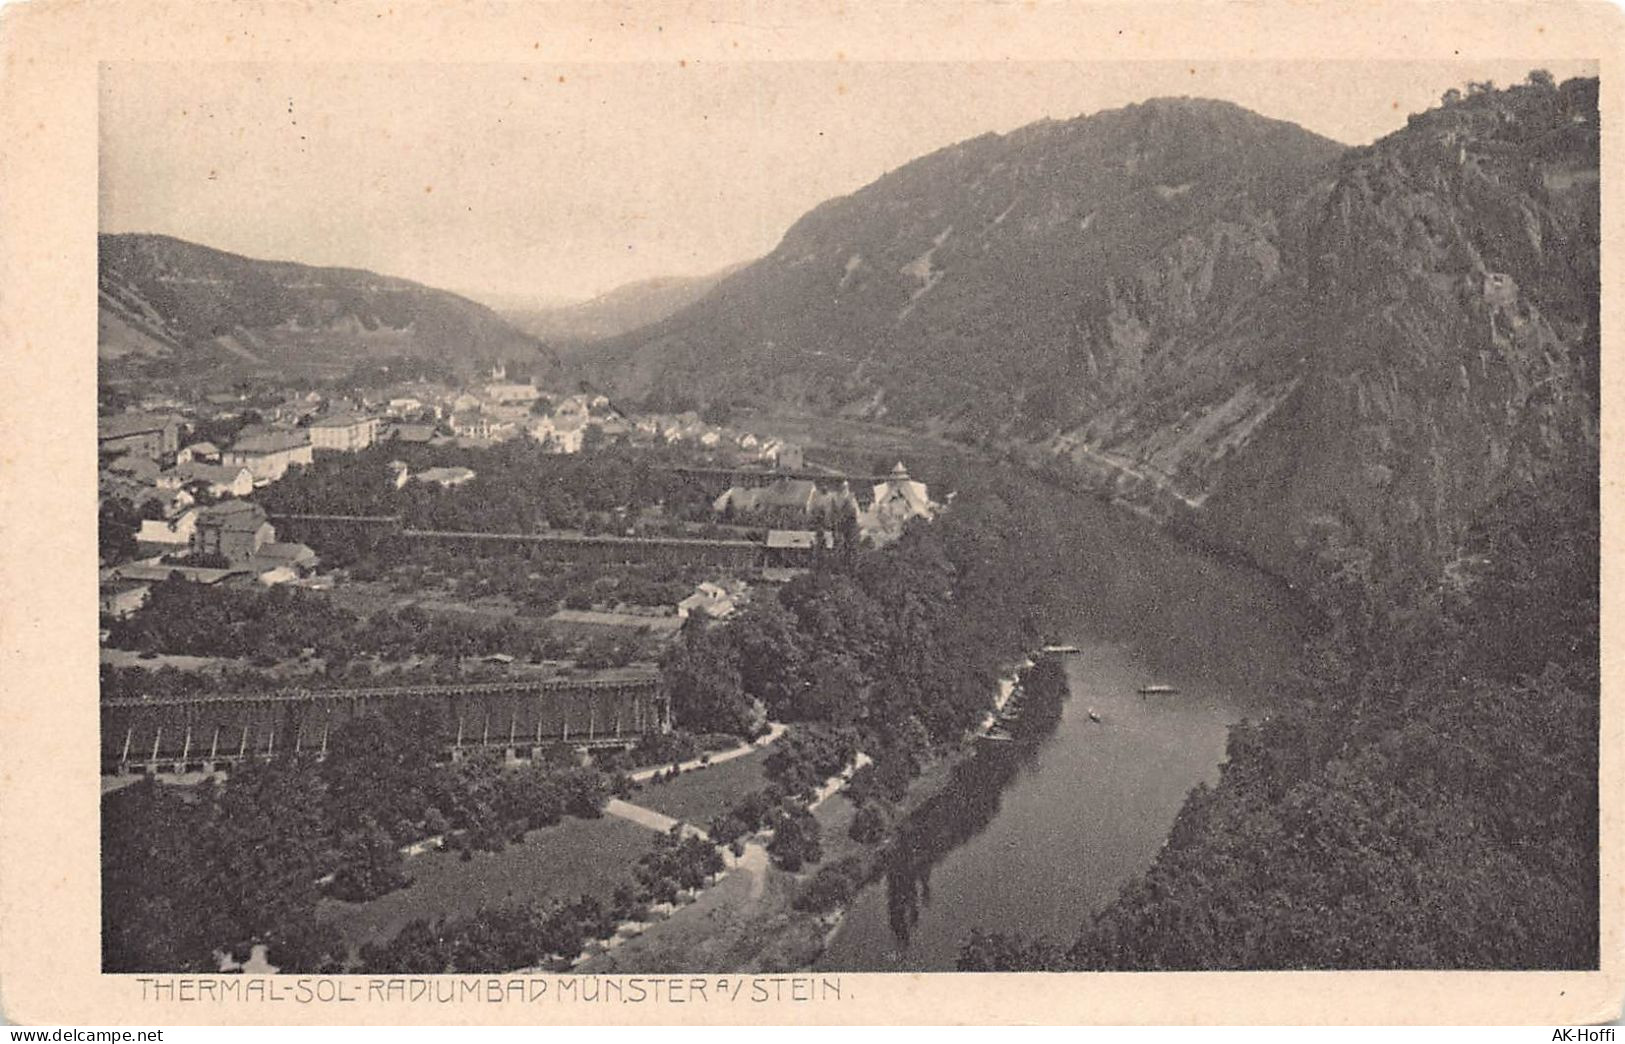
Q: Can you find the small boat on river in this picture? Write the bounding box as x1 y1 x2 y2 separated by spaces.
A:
1138 684 1180 696
1087 708 1102 723
1041 644 1081 655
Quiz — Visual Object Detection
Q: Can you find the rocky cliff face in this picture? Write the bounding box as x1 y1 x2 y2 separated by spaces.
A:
1193 77 1599 577
594 79 1598 584
99 234 554 381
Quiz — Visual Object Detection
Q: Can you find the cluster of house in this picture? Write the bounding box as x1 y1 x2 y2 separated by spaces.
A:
98 409 384 545
676 579 747 621
711 462 938 545
99 501 320 619
97 406 383 620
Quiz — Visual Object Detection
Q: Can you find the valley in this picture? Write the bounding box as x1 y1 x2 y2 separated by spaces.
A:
96 73 1601 977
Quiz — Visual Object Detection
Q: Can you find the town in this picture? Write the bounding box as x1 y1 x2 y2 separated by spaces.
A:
98 360 988 976
99 362 942 767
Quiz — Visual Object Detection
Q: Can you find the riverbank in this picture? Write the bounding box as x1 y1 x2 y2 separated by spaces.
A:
574 654 1070 974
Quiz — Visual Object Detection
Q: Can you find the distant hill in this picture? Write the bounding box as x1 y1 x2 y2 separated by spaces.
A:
585 81 1600 581
502 262 749 350
98 233 555 382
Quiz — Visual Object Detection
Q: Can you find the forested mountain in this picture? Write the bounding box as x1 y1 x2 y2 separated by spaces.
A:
585 97 1344 427
587 77 1599 587
99 233 555 381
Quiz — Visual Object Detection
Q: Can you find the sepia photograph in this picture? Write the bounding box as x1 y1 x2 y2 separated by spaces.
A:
89 53 1602 979
0 0 1618 1027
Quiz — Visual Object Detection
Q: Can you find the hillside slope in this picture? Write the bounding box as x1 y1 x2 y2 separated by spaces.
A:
587 98 1345 424
503 262 748 349
592 80 1598 583
99 234 555 382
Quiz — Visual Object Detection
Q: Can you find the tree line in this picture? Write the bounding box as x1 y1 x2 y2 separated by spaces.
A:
102 703 622 972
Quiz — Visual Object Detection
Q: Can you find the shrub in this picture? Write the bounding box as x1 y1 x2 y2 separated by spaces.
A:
793 856 867 913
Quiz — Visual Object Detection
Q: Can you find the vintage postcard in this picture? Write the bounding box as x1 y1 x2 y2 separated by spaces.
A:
0 0 1620 1026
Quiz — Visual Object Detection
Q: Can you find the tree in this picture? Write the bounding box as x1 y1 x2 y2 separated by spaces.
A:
267 920 350 974
849 803 890 844
1527 68 1556 90
767 810 822 872
660 624 763 737
98 497 142 565
325 817 410 902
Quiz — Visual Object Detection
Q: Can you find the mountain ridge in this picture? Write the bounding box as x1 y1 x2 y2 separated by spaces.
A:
501 260 750 349
99 232 555 382
583 81 1599 583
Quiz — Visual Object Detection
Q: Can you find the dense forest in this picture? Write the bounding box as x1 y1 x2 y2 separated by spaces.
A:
960 443 1599 970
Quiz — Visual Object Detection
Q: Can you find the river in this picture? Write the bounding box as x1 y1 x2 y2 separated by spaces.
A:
817 492 1303 971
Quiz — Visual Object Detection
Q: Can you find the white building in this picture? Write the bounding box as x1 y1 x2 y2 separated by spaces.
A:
484 382 542 405
308 414 381 452
222 432 314 485
857 461 937 544
530 412 586 454
137 507 200 547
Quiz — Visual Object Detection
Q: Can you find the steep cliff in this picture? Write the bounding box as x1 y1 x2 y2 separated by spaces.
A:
1193 76 1599 577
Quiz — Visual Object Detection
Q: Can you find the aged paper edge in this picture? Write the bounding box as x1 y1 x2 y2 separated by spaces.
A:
0 0 1620 1026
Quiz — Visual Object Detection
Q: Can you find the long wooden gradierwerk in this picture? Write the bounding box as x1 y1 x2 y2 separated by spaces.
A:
101 674 666 775
268 514 821 568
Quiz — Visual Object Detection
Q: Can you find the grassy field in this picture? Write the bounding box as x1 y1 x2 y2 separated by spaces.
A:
317 814 661 953
627 747 773 827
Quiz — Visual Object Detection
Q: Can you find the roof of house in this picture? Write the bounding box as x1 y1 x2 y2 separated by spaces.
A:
765 529 818 550
106 455 161 480
171 461 251 485
390 424 437 442
254 541 317 564
418 466 477 485
182 441 220 455
311 412 376 429
872 478 933 518
196 500 270 531
98 412 179 441
717 478 824 515
114 563 244 584
230 431 310 455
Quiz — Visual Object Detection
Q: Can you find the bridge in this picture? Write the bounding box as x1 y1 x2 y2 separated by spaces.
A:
102 674 666 776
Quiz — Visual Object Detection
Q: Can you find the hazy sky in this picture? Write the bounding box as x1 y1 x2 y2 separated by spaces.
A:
100 59 1597 305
